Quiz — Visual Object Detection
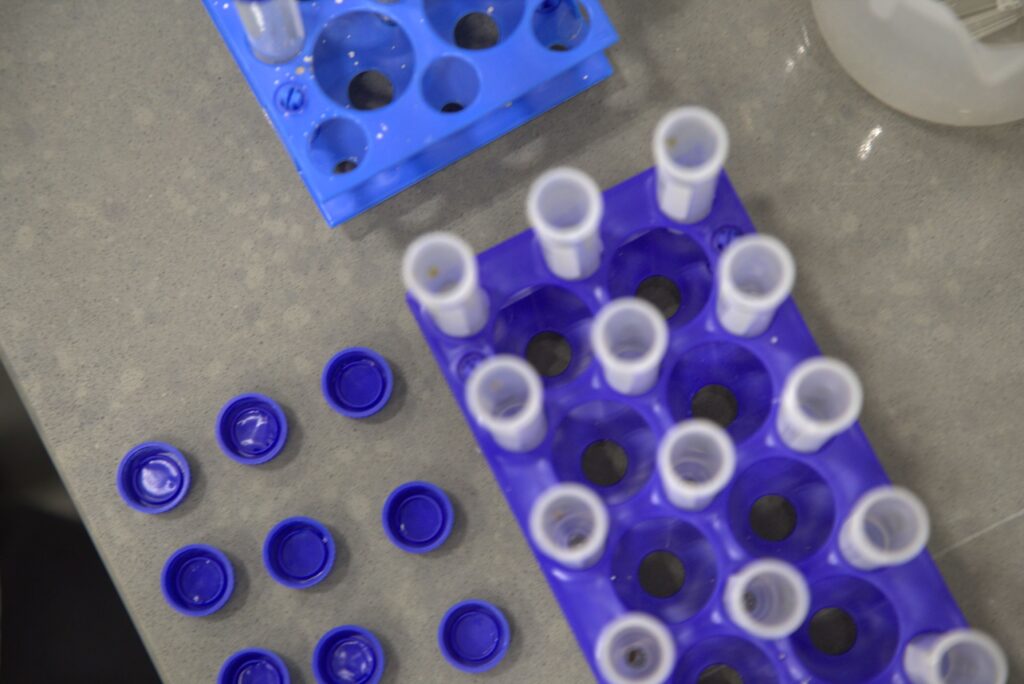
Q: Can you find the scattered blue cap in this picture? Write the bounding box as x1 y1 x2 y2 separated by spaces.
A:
218 648 290 684
161 544 234 617
117 441 191 514
216 393 289 465
438 599 511 673
382 481 454 554
312 625 385 684
321 347 393 418
263 516 336 589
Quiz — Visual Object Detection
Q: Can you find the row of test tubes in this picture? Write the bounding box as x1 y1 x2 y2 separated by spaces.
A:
401 108 1008 684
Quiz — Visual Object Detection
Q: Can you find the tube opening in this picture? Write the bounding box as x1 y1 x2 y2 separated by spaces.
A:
863 493 928 555
532 171 599 234
529 484 608 568
939 637 1006 684
726 560 809 640
797 367 859 423
599 301 663 362
657 110 728 177
778 357 863 452
406 236 472 300
727 239 790 300
658 420 735 510
841 487 929 569
595 614 676 684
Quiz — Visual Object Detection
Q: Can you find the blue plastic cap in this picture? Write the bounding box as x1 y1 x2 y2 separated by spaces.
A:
382 481 454 554
161 544 234 617
216 393 289 465
312 625 385 684
263 516 336 589
117 441 191 514
438 600 511 673
321 347 393 418
218 648 290 684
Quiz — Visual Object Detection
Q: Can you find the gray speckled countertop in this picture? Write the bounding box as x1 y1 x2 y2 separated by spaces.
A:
1 1 1022 682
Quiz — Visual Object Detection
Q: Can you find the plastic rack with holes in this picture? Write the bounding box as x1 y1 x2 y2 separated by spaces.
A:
403 107 1008 683
203 0 618 226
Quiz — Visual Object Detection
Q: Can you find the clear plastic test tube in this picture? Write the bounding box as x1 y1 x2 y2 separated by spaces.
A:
657 419 736 511
724 559 810 640
594 613 677 684
403 232 489 338
235 0 305 64
777 357 863 453
715 234 796 338
839 486 930 570
465 355 546 453
526 167 604 280
903 629 1008 684
653 107 730 224
528 483 609 570
591 298 669 395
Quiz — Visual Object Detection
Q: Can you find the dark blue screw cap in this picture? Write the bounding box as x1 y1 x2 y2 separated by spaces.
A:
216 393 288 465
263 516 336 589
312 625 385 684
321 347 393 418
117 441 191 514
218 648 290 684
161 544 234 617
438 599 511 673
382 481 454 554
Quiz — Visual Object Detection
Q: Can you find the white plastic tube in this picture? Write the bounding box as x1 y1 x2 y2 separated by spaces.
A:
840 486 930 570
591 298 669 396
527 167 604 280
528 483 609 569
594 613 677 684
236 0 305 64
465 355 546 453
724 559 810 640
716 234 796 337
657 419 736 511
403 232 489 338
777 357 863 453
653 107 730 224
903 629 1008 684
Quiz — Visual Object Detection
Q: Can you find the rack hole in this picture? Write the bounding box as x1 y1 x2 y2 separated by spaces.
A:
691 384 738 428
422 56 480 114
532 0 590 50
636 275 682 320
348 70 394 110
455 12 501 49
809 607 858 656
749 494 798 542
638 550 685 599
309 118 368 176
698 665 744 684
525 331 573 377
581 439 628 487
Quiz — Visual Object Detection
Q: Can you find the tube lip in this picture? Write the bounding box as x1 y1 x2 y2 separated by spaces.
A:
724 559 810 640
464 355 545 445
402 232 480 310
717 234 796 311
591 298 669 385
528 483 609 569
841 485 930 570
904 629 1008 684
652 106 730 185
527 166 605 245
657 419 737 509
594 612 677 684
779 356 863 448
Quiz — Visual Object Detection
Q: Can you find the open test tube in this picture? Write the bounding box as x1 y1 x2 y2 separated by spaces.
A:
839 486 930 570
777 357 863 453
235 0 305 64
724 559 810 640
657 419 736 511
903 629 1008 684
527 167 604 280
528 483 609 570
716 234 796 337
465 355 546 453
653 107 730 224
403 232 489 338
591 298 669 395
594 613 677 684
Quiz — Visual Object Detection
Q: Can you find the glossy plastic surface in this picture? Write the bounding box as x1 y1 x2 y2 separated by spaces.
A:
202 0 619 225
218 647 291 684
116 441 191 514
161 544 235 617
263 516 336 589
312 625 385 684
438 599 511 673
216 392 289 465
382 481 454 554
406 167 970 683
322 347 394 418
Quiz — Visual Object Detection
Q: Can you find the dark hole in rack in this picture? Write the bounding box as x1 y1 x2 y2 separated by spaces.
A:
638 550 686 599
809 607 858 656
626 647 647 669
749 494 797 542
698 664 744 684
454 12 500 49
348 70 394 110
333 159 358 174
525 331 572 377
636 275 682 319
580 439 628 487
690 384 738 428
441 102 465 113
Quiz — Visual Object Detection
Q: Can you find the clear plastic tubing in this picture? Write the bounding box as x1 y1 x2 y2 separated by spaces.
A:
528 483 609 570
652 107 730 224
903 629 1008 684
235 0 305 64
777 357 863 453
716 234 796 338
591 298 669 396
657 419 736 511
527 167 604 280
403 232 489 338
724 559 810 640
840 485 930 570
593 612 676 684
465 355 546 453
